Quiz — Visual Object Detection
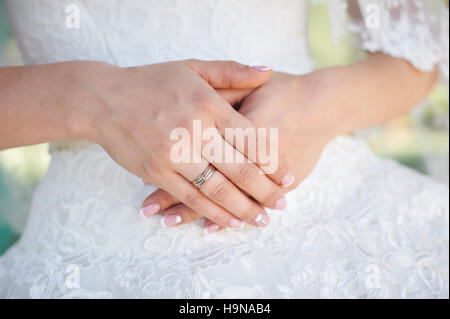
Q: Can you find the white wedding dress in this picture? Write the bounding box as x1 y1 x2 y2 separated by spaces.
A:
0 0 449 299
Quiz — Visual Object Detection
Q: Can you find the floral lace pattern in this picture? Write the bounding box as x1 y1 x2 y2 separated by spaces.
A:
327 0 449 79
1 0 449 298
0 136 448 298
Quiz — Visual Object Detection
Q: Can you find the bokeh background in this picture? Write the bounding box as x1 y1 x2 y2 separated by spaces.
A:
0 0 448 255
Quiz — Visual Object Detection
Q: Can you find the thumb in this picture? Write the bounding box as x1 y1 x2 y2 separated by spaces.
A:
184 59 272 90
216 88 253 107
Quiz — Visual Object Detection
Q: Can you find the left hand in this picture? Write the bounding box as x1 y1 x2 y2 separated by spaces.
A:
142 70 343 233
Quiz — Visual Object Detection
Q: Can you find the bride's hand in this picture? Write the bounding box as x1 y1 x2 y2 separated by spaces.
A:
75 60 287 229
235 71 339 188
144 71 341 233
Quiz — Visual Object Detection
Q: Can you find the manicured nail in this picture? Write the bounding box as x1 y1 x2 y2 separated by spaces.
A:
229 218 243 229
275 197 287 210
203 224 220 235
140 203 160 218
251 65 272 72
160 213 182 227
254 213 270 227
280 173 296 188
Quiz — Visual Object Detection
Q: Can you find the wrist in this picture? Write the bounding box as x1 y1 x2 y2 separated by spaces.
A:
58 61 118 142
296 68 352 139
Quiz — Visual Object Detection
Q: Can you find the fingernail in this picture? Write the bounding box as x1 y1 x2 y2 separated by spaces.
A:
141 179 151 185
254 213 270 227
280 173 295 188
160 213 182 227
275 197 287 210
251 65 272 72
140 203 160 218
203 224 220 235
229 218 243 229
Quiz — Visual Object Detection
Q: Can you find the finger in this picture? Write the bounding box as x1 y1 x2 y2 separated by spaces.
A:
186 65 286 184
178 158 271 227
140 188 181 218
160 203 203 227
216 88 253 107
162 172 245 229
239 100 297 188
202 128 286 210
183 60 272 90
141 188 222 232
217 101 295 188
203 219 223 235
141 189 227 234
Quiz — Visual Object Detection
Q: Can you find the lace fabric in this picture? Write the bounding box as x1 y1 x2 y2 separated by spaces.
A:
0 0 448 298
0 136 448 298
327 0 449 79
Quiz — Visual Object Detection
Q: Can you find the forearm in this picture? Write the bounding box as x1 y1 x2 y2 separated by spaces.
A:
304 53 438 136
0 62 96 150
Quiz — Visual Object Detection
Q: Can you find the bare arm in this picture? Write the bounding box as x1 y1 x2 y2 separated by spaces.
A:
0 62 91 149
310 53 439 136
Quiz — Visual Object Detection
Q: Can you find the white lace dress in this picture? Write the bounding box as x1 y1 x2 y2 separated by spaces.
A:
0 0 448 299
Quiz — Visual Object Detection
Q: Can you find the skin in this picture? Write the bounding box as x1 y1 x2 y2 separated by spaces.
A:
0 54 438 232
0 59 290 229
143 53 438 233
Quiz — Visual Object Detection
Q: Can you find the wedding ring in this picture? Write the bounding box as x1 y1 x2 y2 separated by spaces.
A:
192 164 215 188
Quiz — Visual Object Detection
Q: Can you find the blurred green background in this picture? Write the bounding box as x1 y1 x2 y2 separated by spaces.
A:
0 1 448 255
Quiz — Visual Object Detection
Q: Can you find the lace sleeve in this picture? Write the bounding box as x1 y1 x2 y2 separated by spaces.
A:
326 0 449 80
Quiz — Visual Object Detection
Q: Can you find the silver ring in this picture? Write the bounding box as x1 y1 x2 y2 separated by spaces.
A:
192 164 215 188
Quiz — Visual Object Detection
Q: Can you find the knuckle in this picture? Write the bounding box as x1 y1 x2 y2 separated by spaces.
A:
246 134 258 163
183 191 204 210
226 60 241 72
160 191 178 207
235 163 257 185
209 180 231 202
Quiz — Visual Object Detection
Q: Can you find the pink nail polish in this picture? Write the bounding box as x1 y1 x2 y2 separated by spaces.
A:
254 213 270 227
275 197 287 210
140 203 160 218
204 224 220 235
160 213 182 227
251 65 272 72
280 173 296 188
229 218 243 229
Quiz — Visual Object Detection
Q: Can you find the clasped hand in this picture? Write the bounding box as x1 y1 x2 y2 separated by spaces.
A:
78 60 337 233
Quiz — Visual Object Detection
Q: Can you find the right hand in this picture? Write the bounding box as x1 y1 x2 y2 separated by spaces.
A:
73 60 286 228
